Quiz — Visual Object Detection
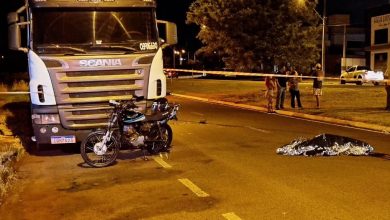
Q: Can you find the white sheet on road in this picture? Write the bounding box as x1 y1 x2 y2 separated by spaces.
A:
277 133 374 156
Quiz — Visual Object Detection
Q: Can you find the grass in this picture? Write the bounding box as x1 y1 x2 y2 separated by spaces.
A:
0 84 8 93
10 80 29 91
167 78 390 127
0 78 28 203
0 141 24 200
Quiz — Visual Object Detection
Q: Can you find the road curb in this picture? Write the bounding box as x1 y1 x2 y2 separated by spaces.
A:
171 93 390 134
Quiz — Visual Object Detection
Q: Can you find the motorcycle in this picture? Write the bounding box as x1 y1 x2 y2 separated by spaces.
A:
80 97 179 168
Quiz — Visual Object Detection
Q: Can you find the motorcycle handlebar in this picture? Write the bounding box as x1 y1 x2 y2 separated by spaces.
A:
109 96 144 106
109 100 120 106
133 95 144 102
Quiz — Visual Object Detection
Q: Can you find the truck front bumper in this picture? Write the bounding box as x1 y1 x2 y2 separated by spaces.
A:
32 123 90 145
31 105 91 145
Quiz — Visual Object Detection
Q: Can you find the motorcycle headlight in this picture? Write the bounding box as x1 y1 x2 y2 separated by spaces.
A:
32 114 60 125
152 98 169 113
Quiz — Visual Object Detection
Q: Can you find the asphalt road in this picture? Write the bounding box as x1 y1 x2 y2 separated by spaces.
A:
1 96 390 220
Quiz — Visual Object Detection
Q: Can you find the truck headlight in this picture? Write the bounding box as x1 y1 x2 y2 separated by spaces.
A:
32 114 60 125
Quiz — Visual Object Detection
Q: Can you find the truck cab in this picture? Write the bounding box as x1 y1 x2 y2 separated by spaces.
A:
8 0 177 146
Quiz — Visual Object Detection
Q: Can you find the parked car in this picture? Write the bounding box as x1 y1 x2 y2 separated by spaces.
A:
340 65 384 85
164 70 178 78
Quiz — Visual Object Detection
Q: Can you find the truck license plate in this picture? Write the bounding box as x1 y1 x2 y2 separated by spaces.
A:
51 135 76 144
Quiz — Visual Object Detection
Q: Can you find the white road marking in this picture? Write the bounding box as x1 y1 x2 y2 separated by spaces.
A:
246 126 270 133
153 156 172 169
191 112 205 116
222 212 242 220
178 178 210 197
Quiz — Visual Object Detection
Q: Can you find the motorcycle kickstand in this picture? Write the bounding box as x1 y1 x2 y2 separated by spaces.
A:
159 151 170 160
141 149 149 161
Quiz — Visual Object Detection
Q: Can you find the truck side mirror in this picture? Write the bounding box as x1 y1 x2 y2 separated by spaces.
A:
7 12 19 24
8 24 22 51
157 20 178 46
7 12 28 53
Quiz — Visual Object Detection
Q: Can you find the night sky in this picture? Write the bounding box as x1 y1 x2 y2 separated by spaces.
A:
1 0 390 54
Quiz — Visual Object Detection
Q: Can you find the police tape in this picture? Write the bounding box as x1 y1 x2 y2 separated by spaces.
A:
0 91 51 95
164 68 389 83
0 69 387 96
0 91 31 95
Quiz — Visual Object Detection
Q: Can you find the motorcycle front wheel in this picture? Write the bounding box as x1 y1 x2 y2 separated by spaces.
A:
146 124 173 154
80 130 120 168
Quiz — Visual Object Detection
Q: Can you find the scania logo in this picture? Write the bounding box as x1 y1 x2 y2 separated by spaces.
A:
79 59 122 67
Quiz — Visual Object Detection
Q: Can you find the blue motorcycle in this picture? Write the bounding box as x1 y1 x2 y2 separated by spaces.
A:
80 97 179 168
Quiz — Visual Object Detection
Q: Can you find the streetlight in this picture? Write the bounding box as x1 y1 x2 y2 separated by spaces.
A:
180 49 186 65
173 49 180 68
298 0 327 73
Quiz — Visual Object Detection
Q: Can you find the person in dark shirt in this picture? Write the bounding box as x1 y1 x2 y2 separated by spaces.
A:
289 66 302 109
275 65 288 110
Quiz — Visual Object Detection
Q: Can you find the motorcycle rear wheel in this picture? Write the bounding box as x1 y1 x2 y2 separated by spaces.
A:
80 130 120 168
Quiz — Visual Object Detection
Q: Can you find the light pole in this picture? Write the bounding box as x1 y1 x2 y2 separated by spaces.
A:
322 0 327 73
311 0 326 73
298 0 326 72
326 23 349 71
173 48 175 69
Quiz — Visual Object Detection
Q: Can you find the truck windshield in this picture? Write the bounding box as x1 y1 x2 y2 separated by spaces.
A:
33 9 158 54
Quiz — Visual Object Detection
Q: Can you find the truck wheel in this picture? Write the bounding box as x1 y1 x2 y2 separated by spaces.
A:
28 142 40 153
340 78 346 84
373 81 380 86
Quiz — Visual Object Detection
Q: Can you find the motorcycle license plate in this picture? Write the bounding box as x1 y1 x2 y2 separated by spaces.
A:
51 135 76 144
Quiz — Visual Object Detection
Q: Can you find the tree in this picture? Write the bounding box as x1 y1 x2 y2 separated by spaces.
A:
187 0 322 72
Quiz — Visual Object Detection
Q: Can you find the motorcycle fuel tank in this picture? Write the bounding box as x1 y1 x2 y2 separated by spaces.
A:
123 111 146 124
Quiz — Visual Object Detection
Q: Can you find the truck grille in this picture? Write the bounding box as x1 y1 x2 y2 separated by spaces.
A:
51 68 147 130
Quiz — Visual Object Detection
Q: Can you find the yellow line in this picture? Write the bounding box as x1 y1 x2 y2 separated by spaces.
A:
153 156 172 169
178 178 210 197
222 212 242 220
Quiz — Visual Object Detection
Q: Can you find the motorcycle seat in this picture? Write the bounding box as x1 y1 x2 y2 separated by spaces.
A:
145 111 169 121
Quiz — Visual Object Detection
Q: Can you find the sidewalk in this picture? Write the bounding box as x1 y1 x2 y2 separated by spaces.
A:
167 78 390 133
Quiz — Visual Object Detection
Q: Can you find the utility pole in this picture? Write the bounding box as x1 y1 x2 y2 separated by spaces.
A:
173 47 176 69
343 24 347 71
322 0 327 74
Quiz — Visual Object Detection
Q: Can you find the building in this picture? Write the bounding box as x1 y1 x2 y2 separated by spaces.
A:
323 0 390 75
368 4 390 77
326 14 366 74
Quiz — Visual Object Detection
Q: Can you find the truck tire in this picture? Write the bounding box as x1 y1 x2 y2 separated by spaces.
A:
340 77 346 84
28 142 40 153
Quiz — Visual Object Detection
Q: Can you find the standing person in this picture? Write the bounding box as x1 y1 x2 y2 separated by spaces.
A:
289 66 303 109
313 63 324 108
265 75 277 113
275 65 288 110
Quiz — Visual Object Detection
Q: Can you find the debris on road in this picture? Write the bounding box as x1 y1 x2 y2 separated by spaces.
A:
277 134 374 156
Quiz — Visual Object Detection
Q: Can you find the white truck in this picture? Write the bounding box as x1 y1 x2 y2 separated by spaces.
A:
8 0 177 147
340 65 384 85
